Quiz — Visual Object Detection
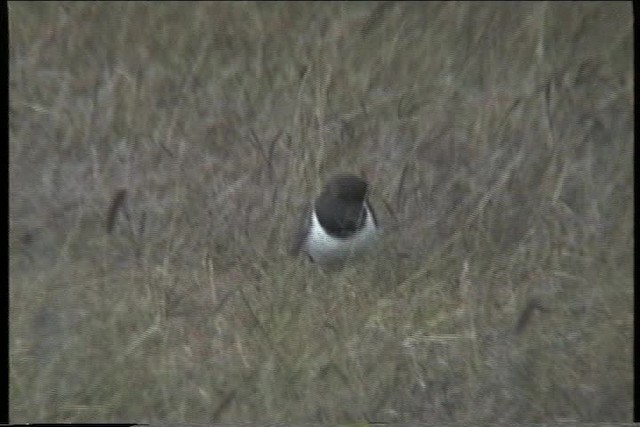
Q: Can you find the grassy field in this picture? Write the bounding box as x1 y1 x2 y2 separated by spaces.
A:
9 1 633 423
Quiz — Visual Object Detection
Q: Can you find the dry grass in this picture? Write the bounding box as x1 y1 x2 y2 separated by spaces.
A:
9 1 633 424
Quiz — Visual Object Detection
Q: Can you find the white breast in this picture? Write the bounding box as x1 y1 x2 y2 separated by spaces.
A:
304 204 378 264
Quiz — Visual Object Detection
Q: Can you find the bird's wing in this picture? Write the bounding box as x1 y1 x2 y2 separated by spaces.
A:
365 200 379 228
289 203 312 256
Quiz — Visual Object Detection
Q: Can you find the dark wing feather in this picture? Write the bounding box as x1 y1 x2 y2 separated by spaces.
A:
290 203 312 256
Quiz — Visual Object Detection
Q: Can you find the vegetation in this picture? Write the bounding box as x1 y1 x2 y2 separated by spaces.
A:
9 1 633 423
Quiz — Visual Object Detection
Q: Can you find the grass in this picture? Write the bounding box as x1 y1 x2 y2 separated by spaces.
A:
9 1 633 423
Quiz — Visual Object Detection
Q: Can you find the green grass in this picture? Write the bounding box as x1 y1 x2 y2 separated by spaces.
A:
9 1 633 423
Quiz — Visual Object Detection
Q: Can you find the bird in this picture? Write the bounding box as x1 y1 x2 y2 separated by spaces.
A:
291 174 379 264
